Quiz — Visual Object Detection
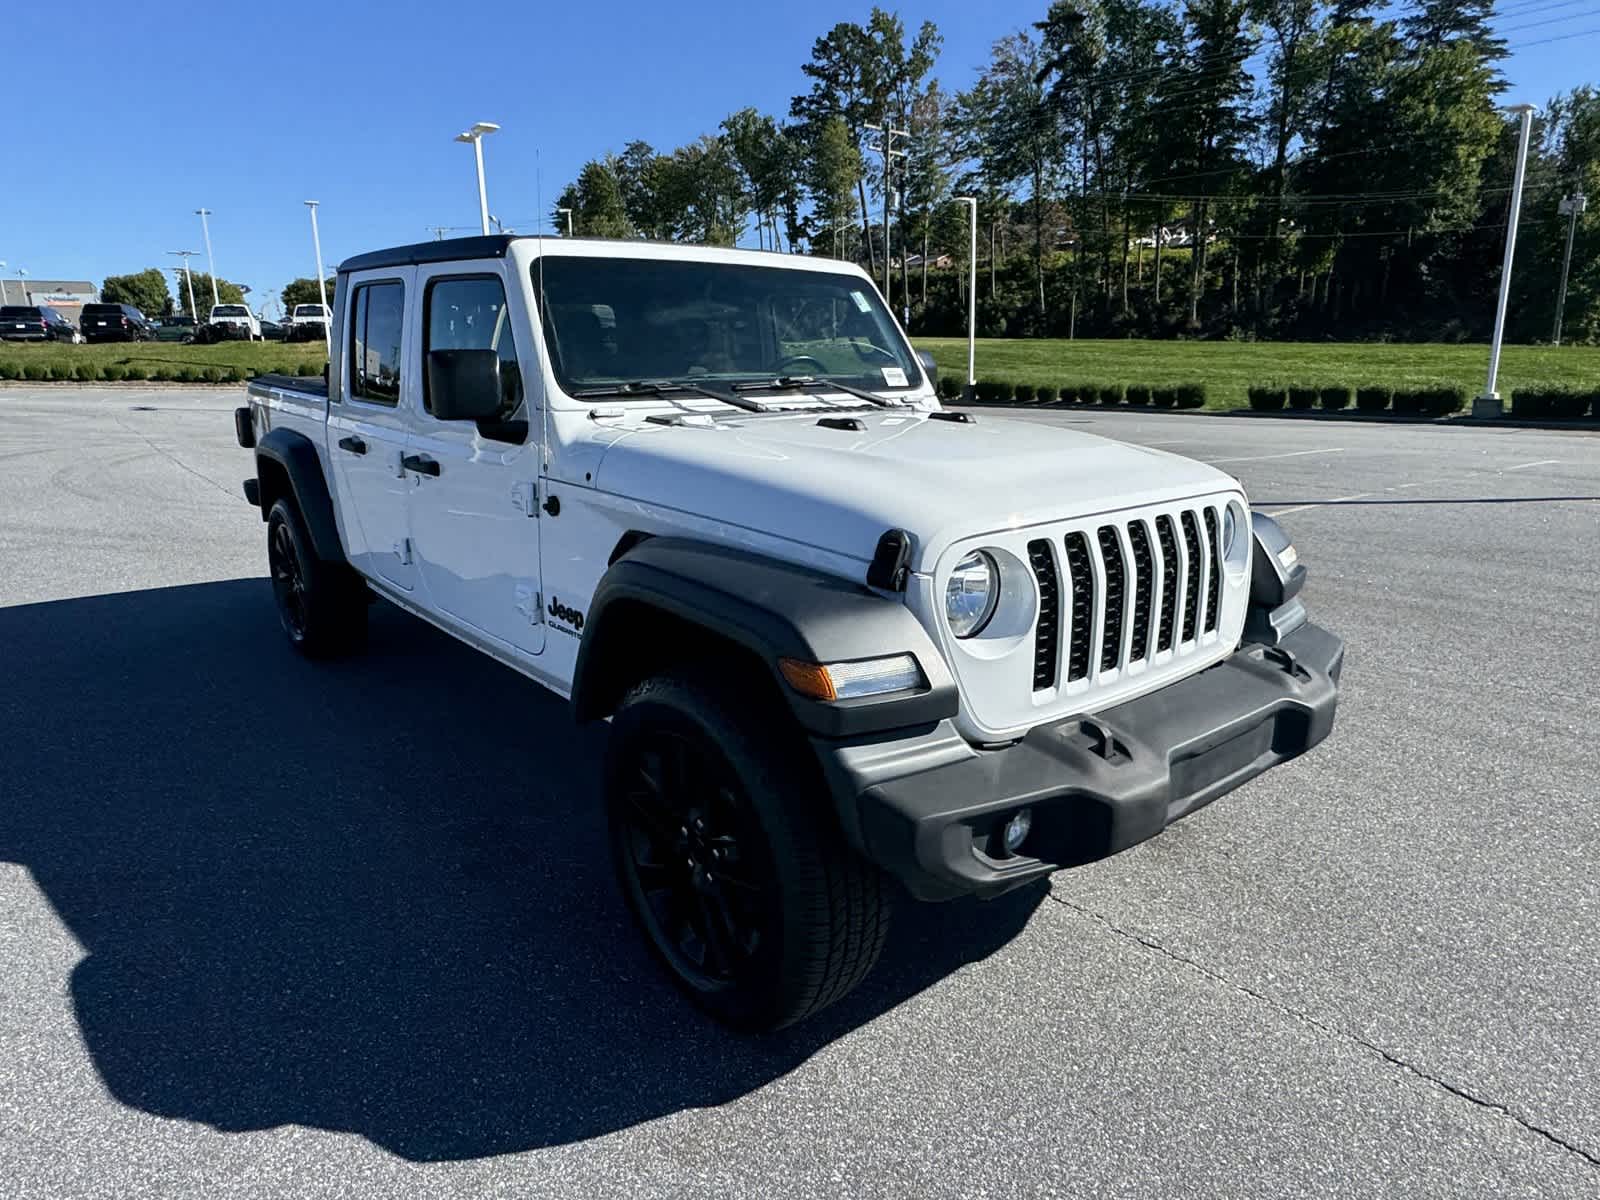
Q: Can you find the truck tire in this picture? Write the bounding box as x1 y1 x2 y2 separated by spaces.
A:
606 668 891 1032
265 497 367 658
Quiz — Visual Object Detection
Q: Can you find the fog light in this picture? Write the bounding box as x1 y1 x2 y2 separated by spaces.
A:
1002 808 1033 855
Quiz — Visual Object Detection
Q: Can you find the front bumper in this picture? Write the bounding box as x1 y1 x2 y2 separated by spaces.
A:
824 622 1343 901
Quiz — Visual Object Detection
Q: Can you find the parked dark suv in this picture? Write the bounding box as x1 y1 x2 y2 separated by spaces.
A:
0 305 79 342
80 303 157 342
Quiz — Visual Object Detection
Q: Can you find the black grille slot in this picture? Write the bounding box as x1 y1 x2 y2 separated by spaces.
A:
1180 510 1202 643
1097 526 1126 672
1155 515 1179 652
1203 507 1222 633
1027 539 1060 691
1063 532 1094 682
1127 521 1154 663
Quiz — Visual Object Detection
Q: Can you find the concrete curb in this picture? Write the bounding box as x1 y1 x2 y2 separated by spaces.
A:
950 401 1600 432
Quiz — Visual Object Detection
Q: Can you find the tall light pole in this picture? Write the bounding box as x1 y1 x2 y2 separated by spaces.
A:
454 122 500 237
167 250 200 320
864 122 909 307
304 200 332 354
557 207 573 236
955 198 978 399
195 207 220 310
1552 190 1587 347
1476 103 1537 418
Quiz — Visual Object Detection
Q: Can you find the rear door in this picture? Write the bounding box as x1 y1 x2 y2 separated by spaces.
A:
404 263 545 655
327 269 418 591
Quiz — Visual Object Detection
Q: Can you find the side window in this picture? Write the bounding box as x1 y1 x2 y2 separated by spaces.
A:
348 281 405 405
423 275 522 415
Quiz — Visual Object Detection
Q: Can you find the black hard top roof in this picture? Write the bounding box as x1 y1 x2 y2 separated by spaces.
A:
337 235 517 274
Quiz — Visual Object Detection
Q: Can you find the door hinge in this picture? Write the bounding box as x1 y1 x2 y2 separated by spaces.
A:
512 481 538 517
395 537 412 566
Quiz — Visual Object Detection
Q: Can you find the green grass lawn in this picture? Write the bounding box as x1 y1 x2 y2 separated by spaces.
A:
0 339 325 380
915 338 1600 409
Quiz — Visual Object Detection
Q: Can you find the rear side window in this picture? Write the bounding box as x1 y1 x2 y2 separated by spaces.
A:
348 281 405 405
422 275 521 415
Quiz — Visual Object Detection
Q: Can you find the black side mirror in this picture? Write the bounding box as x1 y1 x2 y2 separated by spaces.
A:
917 348 938 377
427 349 503 421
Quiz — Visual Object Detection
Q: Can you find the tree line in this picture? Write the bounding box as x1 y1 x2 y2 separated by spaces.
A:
552 0 1599 344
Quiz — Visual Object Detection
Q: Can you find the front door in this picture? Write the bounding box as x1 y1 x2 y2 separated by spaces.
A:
328 271 416 590
404 265 545 655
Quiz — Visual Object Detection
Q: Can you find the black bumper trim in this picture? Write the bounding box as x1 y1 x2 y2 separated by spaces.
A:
843 622 1343 901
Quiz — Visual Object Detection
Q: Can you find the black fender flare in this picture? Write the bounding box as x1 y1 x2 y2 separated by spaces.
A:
254 428 346 564
571 537 957 739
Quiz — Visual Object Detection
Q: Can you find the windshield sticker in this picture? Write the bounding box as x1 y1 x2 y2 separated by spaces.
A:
881 366 909 388
850 290 873 313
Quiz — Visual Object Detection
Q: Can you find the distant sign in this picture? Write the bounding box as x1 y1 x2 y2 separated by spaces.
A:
35 292 93 305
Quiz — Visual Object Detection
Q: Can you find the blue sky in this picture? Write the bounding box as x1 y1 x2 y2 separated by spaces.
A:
6 0 1594 314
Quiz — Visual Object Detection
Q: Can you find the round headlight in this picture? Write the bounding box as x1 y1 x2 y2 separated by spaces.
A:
946 550 999 638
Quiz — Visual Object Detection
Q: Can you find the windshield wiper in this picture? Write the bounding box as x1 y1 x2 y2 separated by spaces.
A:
572 379 769 413
732 375 905 408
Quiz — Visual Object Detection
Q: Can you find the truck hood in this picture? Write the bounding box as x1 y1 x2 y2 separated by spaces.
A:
591 409 1237 572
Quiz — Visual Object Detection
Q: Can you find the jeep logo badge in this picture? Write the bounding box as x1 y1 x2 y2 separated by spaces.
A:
547 595 584 631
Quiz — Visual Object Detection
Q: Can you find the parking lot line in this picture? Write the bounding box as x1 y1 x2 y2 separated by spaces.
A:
1504 460 1560 471
1210 447 1347 465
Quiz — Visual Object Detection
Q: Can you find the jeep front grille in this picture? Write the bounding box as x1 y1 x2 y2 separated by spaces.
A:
1062 532 1095 683
1027 539 1059 691
1026 503 1227 695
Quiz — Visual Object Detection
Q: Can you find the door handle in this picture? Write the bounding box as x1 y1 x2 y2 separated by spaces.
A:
401 453 441 477
337 435 367 455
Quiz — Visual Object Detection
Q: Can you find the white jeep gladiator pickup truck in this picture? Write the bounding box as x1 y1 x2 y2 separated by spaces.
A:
235 234 1342 1031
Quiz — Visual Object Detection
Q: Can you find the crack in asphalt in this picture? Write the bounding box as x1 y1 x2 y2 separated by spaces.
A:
113 414 242 501
1047 892 1600 1171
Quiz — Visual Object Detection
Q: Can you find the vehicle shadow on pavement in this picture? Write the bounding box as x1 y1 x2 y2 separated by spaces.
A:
0 580 1043 1162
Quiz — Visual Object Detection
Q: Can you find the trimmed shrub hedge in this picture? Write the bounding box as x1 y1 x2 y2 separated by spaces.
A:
295 362 320 377
1419 386 1467 416
1125 385 1151 406
102 364 126 381
1319 385 1352 411
124 364 148 381
1097 383 1125 406
1511 386 1596 419
1013 382 1036 403
1356 386 1390 412
936 374 960 399
1248 385 1286 411
1176 383 1206 409
1035 384 1058 405
23 364 50 380
1287 386 1318 410
1151 387 1178 408
0 362 17 380
974 377 1012 403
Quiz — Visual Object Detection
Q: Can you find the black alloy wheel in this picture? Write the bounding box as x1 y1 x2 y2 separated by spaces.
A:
268 509 310 643
616 730 774 992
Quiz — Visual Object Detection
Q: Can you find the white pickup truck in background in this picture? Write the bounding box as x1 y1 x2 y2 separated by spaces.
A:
286 303 330 342
208 303 261 340
235 234 1342 1031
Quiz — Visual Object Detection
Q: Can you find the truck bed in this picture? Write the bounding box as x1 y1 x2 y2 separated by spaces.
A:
251 373 328 401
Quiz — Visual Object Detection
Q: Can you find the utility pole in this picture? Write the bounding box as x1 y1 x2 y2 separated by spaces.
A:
955 197 978 398
304 200 331 355
195 208 220 310
1552 190 1587 346
166 251 199 320
864 122 908 309
1476 104 1536 418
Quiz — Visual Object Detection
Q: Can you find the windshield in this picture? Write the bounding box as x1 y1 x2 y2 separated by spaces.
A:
213 305 249 317
1 307 40 318
82 305 119 315
535 256 922 397
294 306 327 317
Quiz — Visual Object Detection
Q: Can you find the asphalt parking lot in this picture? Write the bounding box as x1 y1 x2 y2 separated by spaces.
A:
2 385 1597 1199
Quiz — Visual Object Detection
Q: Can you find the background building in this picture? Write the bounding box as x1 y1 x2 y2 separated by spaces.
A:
0 279 100 324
